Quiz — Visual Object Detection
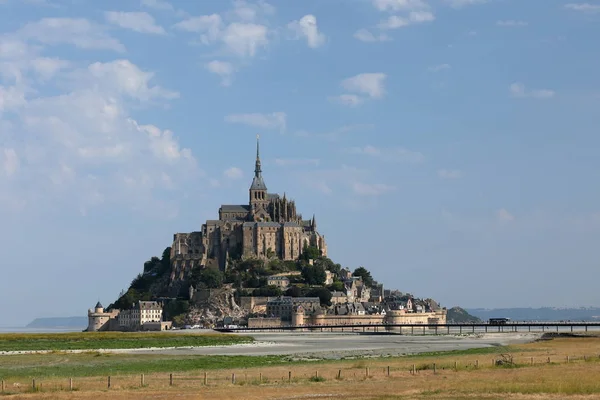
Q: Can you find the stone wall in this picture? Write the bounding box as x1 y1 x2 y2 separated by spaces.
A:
248 317 283 328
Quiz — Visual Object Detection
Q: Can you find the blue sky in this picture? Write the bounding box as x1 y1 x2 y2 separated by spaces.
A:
1 0 599 326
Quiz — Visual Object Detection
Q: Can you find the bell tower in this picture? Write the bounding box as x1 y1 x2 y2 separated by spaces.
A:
249 134 269 220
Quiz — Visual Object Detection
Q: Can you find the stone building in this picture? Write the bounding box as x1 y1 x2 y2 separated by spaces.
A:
170 136 328 283
86 302 119 332
118 300 166 330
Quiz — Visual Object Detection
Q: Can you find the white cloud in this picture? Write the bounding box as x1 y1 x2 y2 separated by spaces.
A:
372 0 429 11
0 55 197 214
353 29 391 42
497 20 528 27
85 60 179 101
496 208 515 223
1 148 19 177
510 82 555 99
205 60 235 86
0 85 27 111
288 14 326 48
105 11 166 35
174 9 270 58
378 11 435 29
438 169 462 179
223 166 243 179
443 0 488 8
221 22 269 57
329 94 363 107
565 3 600 13
428 63 450 72
341 73 387 99
274 158 320 167
229 0 275 22
141 0 174 11
345 145 425 163
225 112 287 132
173 14 222 38
17 18 125 52
352 182 395 196
30 57 70 80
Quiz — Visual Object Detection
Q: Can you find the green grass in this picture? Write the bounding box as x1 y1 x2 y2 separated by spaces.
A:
0 332 252 352
405 346 517 358
0 353 291 379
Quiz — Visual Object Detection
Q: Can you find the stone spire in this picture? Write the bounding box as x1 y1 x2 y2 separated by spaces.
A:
255 134 262 177
250 134 267 191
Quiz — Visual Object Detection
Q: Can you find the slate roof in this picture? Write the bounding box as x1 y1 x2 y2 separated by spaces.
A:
250 175 267 190
243 222 281 228
95 301 103 308
220 205 251 213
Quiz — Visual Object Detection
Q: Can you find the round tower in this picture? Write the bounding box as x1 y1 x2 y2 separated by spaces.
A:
292 305 305 327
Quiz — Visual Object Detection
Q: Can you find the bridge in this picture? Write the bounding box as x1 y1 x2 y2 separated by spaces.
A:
215 322 600 335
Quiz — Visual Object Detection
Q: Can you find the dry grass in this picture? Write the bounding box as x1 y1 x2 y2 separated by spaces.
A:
3 335 600 399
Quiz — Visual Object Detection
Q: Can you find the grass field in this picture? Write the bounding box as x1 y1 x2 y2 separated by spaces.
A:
1 334 600 399
0 332 253 352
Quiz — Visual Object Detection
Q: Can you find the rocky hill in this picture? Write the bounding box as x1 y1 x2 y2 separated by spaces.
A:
447 307 482 323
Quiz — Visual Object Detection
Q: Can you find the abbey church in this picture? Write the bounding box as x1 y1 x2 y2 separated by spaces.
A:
170 137 328 283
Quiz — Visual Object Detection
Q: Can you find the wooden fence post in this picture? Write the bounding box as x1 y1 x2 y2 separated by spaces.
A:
566 356 570 363
387 366 390 376
107 376 111 389
454 361 458 371
204 372 207 385
69 378 73 391
141 374 145 387
475 360 479 368
288 371 292 382
259 373 262 383
337 369 342 379
315 370 319 379
231 373 235 384
433 363 436 374
531 357 534 365
412 364 416 374
1 379 4 392
32 379 36 390
366 367 369 377
169 373 173 386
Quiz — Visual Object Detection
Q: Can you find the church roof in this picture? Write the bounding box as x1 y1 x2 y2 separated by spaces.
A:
267 193 280 200
243 222 281 228
95 301 103 308
250 175 267 190
283 222 301 228
220 205 251 213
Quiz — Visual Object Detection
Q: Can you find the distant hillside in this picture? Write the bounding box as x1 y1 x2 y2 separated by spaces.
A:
467 307 600 322
26 317 87 329
447 307 482 323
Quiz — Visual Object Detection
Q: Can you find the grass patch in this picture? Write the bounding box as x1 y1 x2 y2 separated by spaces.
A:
407 346 516 358
0 332 252 352
0 353 293 379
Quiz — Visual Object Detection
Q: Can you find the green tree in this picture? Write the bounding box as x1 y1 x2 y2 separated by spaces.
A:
299 245 321 262
353 266 374 287
327 280 345 292
285 286 302 297
306 287 332 306
301 264 326 286
253 286 283 297
190 268 224 289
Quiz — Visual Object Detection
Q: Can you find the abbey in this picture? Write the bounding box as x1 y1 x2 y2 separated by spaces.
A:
170 137 327 283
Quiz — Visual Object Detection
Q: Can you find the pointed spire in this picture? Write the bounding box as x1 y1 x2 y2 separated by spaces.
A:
312 214 316 229
254 134 262 177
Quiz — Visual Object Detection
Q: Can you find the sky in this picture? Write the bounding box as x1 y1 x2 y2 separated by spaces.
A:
1 0 599 326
